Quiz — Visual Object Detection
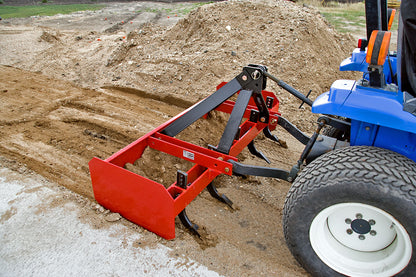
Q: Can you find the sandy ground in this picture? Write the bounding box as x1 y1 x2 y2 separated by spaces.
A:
0 164 220 276
0 0 366 275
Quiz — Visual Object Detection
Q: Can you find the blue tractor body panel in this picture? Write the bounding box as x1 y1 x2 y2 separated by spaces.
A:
339 48 398 84
312 79 416 162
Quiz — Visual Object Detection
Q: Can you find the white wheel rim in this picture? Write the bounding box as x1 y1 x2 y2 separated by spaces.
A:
310 203 412 277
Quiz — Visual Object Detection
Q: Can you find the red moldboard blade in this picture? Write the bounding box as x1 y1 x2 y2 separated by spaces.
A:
89 157 176 240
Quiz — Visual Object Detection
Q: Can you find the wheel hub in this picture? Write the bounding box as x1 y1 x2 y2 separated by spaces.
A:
310 203 412 277
327 206 397 252
351 218 371 234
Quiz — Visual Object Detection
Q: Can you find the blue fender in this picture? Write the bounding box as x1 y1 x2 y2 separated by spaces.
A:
339 48 398 84
339 49 368 72
312 80 416 161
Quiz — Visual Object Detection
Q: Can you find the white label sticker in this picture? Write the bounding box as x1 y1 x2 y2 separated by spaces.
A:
183 150 195 160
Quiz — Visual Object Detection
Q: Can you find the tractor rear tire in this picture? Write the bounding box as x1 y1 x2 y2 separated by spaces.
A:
283 146 416 276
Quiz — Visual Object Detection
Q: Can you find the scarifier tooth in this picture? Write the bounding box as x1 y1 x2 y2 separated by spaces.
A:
248 141 271 164
178 209 200 237
207 182 234 209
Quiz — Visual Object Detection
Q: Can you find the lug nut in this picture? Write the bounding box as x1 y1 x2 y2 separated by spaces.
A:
356 213 363 219
369 219 376 225
346 229 353 235
359 235 366 240
370 230 377 236
345 218 352 224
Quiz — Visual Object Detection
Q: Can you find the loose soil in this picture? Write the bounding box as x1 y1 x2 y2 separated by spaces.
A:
0 1 361 275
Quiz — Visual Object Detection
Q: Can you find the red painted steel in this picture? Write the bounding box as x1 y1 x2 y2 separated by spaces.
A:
89 83 281 239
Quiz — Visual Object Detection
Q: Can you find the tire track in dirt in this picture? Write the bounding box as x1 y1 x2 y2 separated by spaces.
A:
103 85 195 108
0 65 184 198
104 14 140 34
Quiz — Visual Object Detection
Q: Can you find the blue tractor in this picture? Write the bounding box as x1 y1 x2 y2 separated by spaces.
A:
283 0 416 275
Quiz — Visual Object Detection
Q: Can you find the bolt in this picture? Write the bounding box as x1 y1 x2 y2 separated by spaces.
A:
217 157 224 161
356 213 363 219
242 75 248 81
347 229 353 235
224 167 230 173
359 235 366 240
270 118 277 125
345 218 352 224
369 219 376 225
251 70 260 80
260 117 266 123
370 230 377 236
365 126 371 131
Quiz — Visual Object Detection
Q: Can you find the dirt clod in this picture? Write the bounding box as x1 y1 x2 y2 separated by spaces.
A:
105 213 122 222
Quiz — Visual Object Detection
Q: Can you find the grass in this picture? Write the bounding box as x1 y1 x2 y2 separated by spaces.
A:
0 3 105 19
175 2 214 15
137 2 213 17
301 1 367 33
321 8 366 33
0 1 212 21
298 0 399 34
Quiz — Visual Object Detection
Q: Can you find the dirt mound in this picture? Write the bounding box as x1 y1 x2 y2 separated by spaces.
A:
148 0 358 128
123 0 357 95
13 0 358 131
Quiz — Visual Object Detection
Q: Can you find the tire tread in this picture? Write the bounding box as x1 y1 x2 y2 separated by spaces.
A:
283 146 416 241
